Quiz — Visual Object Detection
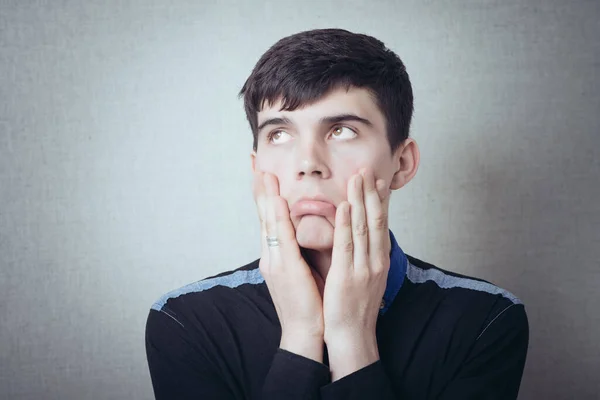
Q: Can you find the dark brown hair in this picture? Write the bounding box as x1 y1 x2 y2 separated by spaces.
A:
239 28 414 154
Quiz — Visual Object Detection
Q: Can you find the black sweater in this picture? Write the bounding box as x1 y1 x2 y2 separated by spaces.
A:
145 233 528 399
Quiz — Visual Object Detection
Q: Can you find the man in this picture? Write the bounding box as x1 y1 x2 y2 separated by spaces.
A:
145 29 528 399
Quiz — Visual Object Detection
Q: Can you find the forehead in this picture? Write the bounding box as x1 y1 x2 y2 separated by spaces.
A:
257 86 385 127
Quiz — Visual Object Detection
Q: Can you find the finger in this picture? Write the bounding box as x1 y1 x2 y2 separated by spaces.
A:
375 179 392 251
253 171 266 224
264 173 283 267
252 170 261 201
362 169 389 261
273 194 303 262
264 173 303 265
375 179 392 212
362 169 384 226
253 171 270 265
331 201 353 271
349 173 368 269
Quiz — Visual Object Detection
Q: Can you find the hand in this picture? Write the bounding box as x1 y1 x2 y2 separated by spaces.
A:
252 171 325 362
322 168 391 379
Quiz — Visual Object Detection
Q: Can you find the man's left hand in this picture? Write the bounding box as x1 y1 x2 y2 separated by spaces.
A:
323 168 392 381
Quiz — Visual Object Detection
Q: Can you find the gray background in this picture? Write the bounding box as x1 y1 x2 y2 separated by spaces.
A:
1 0 599 399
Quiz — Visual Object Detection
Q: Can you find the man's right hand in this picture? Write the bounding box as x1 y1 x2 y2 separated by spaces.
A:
252 171 325 363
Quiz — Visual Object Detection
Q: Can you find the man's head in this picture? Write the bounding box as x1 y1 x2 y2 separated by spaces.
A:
241 29 419 251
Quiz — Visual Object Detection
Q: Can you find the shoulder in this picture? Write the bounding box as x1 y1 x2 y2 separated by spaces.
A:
148 258 265 326
405 255 522 304
403 255 527 336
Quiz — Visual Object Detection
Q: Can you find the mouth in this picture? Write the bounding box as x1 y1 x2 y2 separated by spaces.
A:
290 196 336 219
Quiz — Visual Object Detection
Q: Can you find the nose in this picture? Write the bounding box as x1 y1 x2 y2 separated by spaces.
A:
295 139 331 180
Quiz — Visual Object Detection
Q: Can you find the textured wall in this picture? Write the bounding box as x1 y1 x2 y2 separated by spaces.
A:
1 1 598 399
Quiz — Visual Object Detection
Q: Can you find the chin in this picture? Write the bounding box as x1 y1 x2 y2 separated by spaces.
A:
294 215 334 250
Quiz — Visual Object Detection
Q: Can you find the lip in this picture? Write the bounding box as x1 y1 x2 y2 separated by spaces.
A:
294 195 334 205
290 195 336 219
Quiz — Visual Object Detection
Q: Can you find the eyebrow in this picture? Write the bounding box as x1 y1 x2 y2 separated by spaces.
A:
319 113 373 127
257 117 292 132
257 113 373 133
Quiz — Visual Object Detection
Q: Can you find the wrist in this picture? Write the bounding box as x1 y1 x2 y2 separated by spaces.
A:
324 331 380 381
324 326 377 347
280 330 324 364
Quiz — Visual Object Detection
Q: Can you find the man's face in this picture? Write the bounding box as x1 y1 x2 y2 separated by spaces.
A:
251 86 400 251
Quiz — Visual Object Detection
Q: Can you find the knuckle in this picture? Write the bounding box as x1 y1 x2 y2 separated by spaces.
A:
341 240 354 253
365 184 378 195
373 255 390 274
372 212 387 230
355 266 370 279
353 222 368 237
274 239 286 252
340 215 352 228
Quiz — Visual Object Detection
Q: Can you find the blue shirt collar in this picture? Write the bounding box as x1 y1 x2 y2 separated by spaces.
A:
380 229 407 315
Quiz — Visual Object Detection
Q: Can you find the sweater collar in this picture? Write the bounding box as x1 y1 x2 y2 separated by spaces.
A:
380 229 407 315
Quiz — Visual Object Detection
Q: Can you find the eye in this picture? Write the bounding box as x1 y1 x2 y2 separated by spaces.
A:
267 130 292 144
330 126 357 140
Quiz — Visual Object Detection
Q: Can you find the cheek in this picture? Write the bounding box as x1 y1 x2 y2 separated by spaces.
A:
332 145 377 173
255 154 291 197
332 151 391 194
332 149 371 174
255 150 285 173
331 158 362 200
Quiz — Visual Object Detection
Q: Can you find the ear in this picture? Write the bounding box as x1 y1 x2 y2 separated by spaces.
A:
250 150 257 172
390 138 420 190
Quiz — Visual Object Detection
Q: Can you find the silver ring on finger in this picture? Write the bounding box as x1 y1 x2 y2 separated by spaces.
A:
266 236 280 247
